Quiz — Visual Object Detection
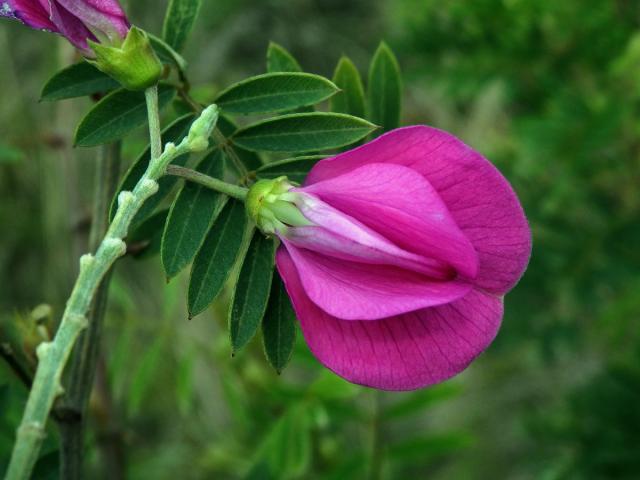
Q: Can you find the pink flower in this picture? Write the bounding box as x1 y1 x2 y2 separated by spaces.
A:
1 0 129 55
256 126 531 391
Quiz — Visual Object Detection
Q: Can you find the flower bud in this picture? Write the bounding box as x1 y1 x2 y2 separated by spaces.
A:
187 104 220 152
245 177 312 235
2 0 130 56
89 26 162 91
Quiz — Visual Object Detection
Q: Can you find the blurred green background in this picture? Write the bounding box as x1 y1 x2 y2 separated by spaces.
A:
1 0 640 478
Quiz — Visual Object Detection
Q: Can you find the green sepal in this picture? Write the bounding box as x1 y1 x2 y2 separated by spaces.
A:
89 26 163 91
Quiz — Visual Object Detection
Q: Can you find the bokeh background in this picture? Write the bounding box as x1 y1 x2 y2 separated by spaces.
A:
1 0 640 478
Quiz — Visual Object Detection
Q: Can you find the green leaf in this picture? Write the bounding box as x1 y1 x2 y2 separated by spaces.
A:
256 156 323 184
367 42 402 133
229 232 276 352
127 209 170 259
75 84 176 147
148 33 188 72
110 114 195 224
262 274 297 373
161 151 226 279
232 113 377 153
188 200 248 317
266 42 302 73
40 62 119 101
330 56 366 118
162 0 202 52
215 73 338 114
217 116 263 171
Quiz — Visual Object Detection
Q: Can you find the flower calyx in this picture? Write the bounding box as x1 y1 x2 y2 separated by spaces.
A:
89 26 162 91
246 177 312 236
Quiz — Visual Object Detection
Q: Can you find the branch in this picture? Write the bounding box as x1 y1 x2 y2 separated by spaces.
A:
4 87 214 480
165 165 248 200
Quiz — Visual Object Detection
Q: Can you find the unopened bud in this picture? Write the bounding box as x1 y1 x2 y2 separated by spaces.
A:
187 104 219 152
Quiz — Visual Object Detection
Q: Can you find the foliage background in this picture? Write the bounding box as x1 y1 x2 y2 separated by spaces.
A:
1 0 639 478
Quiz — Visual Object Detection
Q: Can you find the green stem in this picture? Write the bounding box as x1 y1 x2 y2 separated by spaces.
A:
165 165 248 200
4 85 194 480
146 87 162 161
56 142 122 480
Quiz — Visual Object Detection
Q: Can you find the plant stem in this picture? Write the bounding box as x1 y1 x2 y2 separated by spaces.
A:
56 142 122 480
166 165 249 200
5 85 192 480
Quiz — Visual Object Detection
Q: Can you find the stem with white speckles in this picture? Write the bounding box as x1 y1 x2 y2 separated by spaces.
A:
4 86 204 480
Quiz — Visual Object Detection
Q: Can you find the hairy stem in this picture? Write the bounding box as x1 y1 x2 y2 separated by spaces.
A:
165 165 248 200
5 85 198 480
56 142 122 480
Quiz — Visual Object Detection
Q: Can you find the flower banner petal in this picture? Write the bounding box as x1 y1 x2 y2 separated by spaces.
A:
305 127 531 294
277 247 503 390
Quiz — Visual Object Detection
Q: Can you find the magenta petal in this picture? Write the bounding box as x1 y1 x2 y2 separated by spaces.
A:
49 2 95 52
277 248 503 390
56 0 129 40
301 162 479 279
305 127 531 294
281 242 471 321
1 0 57 31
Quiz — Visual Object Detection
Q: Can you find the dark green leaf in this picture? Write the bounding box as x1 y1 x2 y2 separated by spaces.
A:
265 43 314 113
74 84 176 147
331 56 366 118
40 62 119 101
229 232 276 352
232 113 377 153
110 114 195 224
161 151 226 279
266 42 302 73
188 200 248 317
216 73 338 114
127 209 170 259
162 0 202 52
217 116 263 171
148 33 188 72
256 156 323 184
367 42 402 133
262 274 297 373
